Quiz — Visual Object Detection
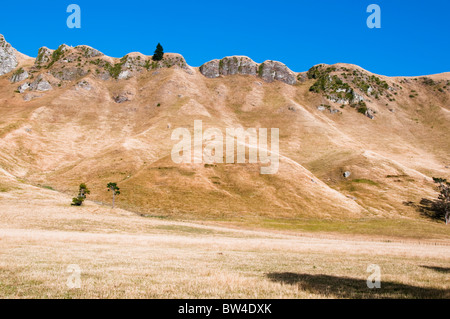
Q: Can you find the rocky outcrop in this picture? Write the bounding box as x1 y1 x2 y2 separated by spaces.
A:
17 82 30 93
29 74 52 92
328 95 350 105
258 60 297 85
76 80 92 91
23 93 42 101
199 59 220 78
35 47 53 65
10 68 29 82
317 104 341 114
107 53 193 79
352 92 365 103
118 70 131 80
51 67 89 81
296 72 307 83
35 44 72 67
0 35 18 76
365 108 375 119
155 53 191 72
113 91 133 103
144 53 192 74
200 56 258 78
121 54 146 72
75 45 103 58
199 56 297 85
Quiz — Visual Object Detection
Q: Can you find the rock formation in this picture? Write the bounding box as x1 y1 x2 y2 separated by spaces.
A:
0 35 18 76
10 68 29 83
29 74 52 92
200 56 297 85
258 60 297 85
35 47 53 65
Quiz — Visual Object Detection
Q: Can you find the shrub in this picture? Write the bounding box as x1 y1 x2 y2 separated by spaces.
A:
105 62 123 79
357 106 368 114
71 183 90 206
47 45 66 68
258 63 264 77
13 67 25 76
422 77 436 86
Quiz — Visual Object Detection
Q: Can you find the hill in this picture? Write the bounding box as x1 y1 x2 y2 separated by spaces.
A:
0 34 449 226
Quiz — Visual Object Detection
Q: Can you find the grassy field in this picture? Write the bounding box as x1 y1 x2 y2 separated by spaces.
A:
0 184 448 299
207 217 450 242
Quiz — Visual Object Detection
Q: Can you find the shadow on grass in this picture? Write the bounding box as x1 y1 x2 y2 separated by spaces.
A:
267 272 449 299
404 199 446 223
420 265 450 274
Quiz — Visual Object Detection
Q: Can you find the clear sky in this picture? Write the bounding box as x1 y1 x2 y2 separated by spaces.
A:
0 0 448 76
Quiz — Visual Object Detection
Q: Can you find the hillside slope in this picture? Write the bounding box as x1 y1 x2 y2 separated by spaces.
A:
0 35 449 222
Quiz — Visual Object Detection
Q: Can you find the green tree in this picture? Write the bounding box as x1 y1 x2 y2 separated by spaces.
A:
432 178 450 225
152 43 164 61
71 183 90 206
107 182 120 208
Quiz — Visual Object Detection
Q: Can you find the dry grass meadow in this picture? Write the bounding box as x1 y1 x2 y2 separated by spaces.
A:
0 180 448 299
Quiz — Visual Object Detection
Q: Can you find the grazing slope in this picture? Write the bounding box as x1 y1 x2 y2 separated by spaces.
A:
0 169 449 298
0 35 449 223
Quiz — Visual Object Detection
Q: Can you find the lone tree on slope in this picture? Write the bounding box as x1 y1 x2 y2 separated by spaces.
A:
152 43 164 61
107 182 120 209
432 177 450 225
71 183 90 206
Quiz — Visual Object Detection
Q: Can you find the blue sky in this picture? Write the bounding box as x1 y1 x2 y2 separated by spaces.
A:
0 0 448 76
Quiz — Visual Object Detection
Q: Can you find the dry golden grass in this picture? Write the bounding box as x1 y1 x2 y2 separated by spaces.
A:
0 181 448 299
0 58 449 220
